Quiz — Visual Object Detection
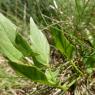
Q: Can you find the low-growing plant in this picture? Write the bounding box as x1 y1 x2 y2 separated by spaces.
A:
0 0 95 93
0 13 74 92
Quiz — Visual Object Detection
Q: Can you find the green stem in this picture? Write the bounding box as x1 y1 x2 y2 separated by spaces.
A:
57 76 81 91
70 60 83 75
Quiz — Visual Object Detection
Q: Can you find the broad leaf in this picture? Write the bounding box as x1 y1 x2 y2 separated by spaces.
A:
0 13 23 62
84 54 95 73
9 62 50 84
15 33 36 56
50 27 75 59
0 13 35 57
0 13 16 44
0 13 35 60
0 26 23 62
30 17 50 66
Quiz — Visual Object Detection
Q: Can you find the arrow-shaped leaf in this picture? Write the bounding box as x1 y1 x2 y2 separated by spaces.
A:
9 62 50 84
30 17 50 66
50 27 75 59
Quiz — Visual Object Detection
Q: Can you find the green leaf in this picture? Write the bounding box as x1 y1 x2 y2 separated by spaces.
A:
45 69 58 85
0 13 35 57
84 54 95 73
50 27 75 59
30 17 50 66
0 13 16 44
0 13 36 62
15 33 36 56
8 62 50 84
0 27 23 62
0 13 24 62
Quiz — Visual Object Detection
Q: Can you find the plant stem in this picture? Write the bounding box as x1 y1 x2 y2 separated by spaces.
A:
70 60 83 75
